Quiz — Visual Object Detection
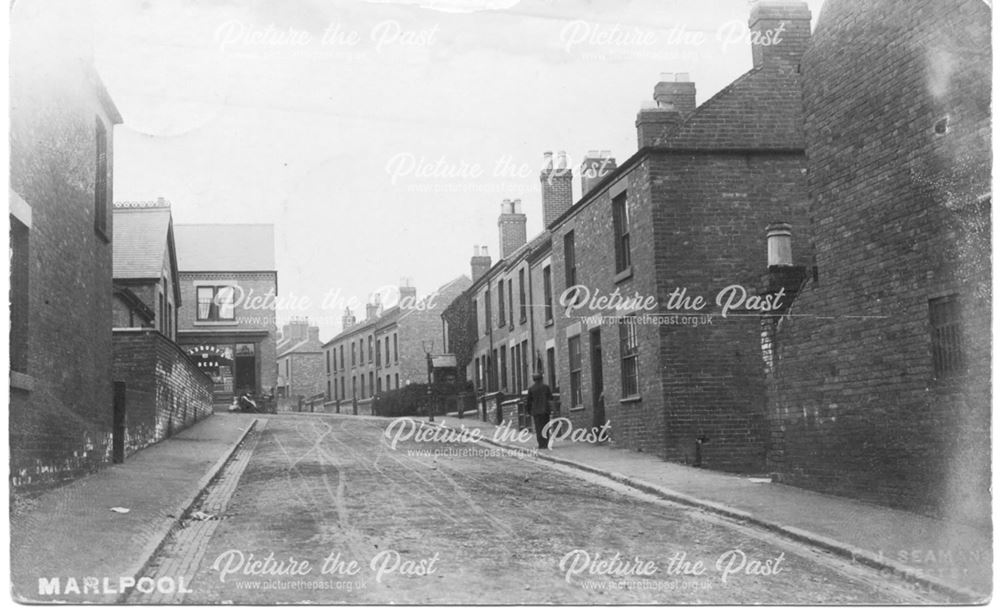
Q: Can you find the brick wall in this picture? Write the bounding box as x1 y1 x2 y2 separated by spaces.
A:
112 329 213 456
650 151 810 471
768 0 991 525
9 19 120 490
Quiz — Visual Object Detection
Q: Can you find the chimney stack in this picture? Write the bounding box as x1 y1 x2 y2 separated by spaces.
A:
748 1 812 70
398 278 417 303
308 327 320 343
580 150 617 196
366 294 382 320
283 317 310 341
498 198 527 258
766 222 794 266
341 307 356 331
636 73 694 148
540 151 574 228
653 72 696 117
471 245 492 282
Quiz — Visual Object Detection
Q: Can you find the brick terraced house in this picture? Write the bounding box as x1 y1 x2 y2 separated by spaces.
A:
174 224 279 403
276 317 325 408
447 1 814 472
764 0 991 525
9 5 124 489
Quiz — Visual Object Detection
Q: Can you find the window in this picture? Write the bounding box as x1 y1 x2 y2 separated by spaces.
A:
511 345 520 391
368 335 373 363
518 269 527 323
369 372 374 397
508 278 514 328
612 192 631 273
328 380 333 400
359 375 364 397
359 339 364 364
473 299 479 336
386 375 390 391
326 351 331 374
340 377 345 399
568 335 582 407
395 374 399 389
500 345 508 392
352 376 356 399
564 231 577 288
620 316 640 397
521 341 529 391
930 295 964 379
376 338 382 367
490 350 497 392
196 286 235 321
377 377 382 393
485 289 492 336
352 341 356 366
546 347 557 391
497 279 506 327
94 118 110 239
393 333 398 363
474 357 481 389
10 217 29 373
542 265 553 325
385 336 390 365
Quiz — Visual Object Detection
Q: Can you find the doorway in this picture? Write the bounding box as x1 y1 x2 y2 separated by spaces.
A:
589 328 605 429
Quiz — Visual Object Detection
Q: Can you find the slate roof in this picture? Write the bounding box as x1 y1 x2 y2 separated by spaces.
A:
113 207 172 279
174 224 276 272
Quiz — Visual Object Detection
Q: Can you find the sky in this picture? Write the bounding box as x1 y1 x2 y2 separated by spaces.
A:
16 0 828 341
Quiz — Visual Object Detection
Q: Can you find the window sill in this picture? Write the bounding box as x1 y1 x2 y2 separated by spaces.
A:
10 370 34 392
193 320 239 326
614 266 633 284
569 405 584 412
620 395 642 404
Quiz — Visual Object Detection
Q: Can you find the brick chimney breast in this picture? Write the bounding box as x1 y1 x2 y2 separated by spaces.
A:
748 0 812 69
540 151 573 228
498 199 527 258
471 245 492 282
580 150 617 196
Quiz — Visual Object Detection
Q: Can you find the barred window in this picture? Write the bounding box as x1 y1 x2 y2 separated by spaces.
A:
930 295 964 379
568 335 583 407
620 316 640 398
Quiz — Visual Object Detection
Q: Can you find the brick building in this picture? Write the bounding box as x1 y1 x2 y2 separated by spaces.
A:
111 198 180 339
323 277 471 414
446 2 813 472
764 0 991 524
174 224 279 403
276 317 325 406
111 196 212 457
9 5 123 489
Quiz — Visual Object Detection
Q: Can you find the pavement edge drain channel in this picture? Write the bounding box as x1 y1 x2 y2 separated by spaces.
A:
122 417 266 604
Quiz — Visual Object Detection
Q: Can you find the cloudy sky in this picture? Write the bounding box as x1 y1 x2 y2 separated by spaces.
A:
17 0 827 340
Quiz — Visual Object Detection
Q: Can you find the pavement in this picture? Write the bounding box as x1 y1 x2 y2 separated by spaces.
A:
9 413 257 603
414 411 993 603
8 409 991 604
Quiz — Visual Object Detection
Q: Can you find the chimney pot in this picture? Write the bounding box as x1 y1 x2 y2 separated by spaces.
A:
766 222 794 267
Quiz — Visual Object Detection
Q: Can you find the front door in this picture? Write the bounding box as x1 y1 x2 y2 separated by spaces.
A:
234 343 257 396
590 328 605 430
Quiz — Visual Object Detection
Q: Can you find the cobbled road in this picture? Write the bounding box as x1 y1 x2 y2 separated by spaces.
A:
148 414 932 604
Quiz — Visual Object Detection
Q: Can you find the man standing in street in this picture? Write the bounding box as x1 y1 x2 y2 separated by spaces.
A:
525 372 553 450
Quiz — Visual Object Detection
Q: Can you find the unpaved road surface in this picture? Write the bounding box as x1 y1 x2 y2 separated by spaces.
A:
154 414 931 604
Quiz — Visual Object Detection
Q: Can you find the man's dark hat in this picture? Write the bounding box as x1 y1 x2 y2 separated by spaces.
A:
532 372 543 380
